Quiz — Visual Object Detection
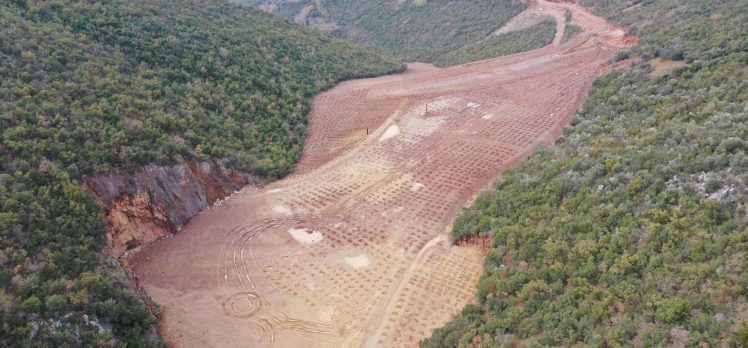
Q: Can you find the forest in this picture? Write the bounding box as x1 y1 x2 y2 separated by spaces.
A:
434 18 557 67
241 0 530 64
422 0 748 346
0 0 401 346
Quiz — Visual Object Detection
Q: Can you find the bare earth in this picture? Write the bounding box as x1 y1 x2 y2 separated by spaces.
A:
131 2 632 347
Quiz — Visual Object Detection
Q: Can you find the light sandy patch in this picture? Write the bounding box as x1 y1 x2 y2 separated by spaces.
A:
410 182 425 192
401 115 445 141
482 114 494 120
415 97 458 117
649 58 686 78
494 8 552 35
345 254 372 268
318 305 336 322
379 124 400 142
272 205 293 216
288 228 324 245
267 188 284 193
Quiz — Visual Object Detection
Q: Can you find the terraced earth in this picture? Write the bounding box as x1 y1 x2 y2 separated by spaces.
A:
130 1 634 346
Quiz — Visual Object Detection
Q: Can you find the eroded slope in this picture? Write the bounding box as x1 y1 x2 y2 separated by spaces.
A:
130 2 632 347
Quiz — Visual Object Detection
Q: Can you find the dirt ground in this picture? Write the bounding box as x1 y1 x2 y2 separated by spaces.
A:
130 2 632 347
649 57 686 78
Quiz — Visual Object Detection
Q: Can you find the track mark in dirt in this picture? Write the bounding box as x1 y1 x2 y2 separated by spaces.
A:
130 1 633 347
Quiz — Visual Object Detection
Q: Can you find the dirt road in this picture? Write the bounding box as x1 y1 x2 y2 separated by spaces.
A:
131 2 632 346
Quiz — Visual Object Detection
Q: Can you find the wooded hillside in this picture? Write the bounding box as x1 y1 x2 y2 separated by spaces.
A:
423 0 748 346
0 0 401 345
241 0 529 63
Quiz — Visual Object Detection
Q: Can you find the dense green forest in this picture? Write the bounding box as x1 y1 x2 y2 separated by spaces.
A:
423 0 748 347
434 18 556 67
241 0 529 63
0 0 401 345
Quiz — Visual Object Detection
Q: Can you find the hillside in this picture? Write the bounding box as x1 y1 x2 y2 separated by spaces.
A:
240 0 530 63
4 0 746 346
0 0 401 345
423 0 748 347
124 1 636 346
434 17 557 67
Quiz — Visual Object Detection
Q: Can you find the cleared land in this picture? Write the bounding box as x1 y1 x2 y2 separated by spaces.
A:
130 1 633 347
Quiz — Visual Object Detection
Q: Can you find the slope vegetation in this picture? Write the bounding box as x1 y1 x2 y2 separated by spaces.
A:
0 0 401 346
434 17 557 67
242 0 529 63
423 0 748 347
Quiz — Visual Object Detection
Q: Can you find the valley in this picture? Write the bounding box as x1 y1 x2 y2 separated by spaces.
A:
129 2 633 346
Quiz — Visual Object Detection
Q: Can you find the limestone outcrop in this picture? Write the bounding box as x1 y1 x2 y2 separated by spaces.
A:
84 160 257 258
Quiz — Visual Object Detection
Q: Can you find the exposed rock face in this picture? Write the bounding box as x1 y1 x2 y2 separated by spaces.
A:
84 160 258 258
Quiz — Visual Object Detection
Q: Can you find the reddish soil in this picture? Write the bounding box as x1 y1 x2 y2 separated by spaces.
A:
130 2 632 347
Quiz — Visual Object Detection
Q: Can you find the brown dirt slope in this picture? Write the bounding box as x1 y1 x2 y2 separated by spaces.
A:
130 1 633 347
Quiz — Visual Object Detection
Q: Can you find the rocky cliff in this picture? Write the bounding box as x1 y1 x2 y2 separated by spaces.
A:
84 160 259 259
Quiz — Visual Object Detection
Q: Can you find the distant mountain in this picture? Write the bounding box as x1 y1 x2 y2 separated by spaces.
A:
239 0 530 63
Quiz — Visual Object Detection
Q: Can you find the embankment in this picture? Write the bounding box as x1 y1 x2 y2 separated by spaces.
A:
84 160 258 259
